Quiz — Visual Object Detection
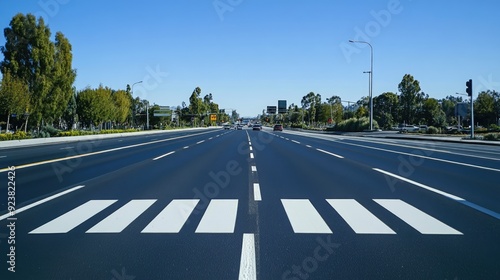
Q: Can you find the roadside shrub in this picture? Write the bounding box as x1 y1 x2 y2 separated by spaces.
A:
0 131 31 141
334 117 379 132
488 124 500 132
426 126 440 134
484 133 500 141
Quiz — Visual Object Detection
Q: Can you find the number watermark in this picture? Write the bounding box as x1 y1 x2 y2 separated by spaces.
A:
6 166 16 273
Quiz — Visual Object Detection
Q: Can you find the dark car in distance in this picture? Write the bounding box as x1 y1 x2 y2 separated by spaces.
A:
273 124 283 131
252 124 262 131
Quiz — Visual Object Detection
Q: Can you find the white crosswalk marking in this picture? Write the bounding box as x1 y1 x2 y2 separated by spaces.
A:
196 199 238 233
87 200 156 233
281 199 332 234
29 200 117 234
374 199 462 235
142 199 199 233
327 199 396 234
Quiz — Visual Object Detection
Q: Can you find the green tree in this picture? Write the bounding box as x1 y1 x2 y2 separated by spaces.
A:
474 91 496 126
1 13 75 129
188 87 203 125
421 98 446 128
440 95 463 127
112 90 131 125
62 88 77 130
0 71 29 131
398 74 424 125
373 92 398 129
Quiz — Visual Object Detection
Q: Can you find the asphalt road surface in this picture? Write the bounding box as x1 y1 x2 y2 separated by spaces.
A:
1 127 499 279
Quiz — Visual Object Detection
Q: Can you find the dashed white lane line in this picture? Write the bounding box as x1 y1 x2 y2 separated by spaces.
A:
251 166 257 172
183 146 189 149
59 146 74 150
1 185 86 221
209 137 213 140
238 233 257 280
250 153 254 159
316 148 344 159
306 145 312 148
0 155 6 158
196 140 205 144
291 140 301 144
249 146 253 151
373 168 500 220
253 183 262 201
153 151 175 161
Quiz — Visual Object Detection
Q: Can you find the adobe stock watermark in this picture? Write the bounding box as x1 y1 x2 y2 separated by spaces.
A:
131 64 170 101
282 236 341 280
340 0 403 63
34 0 70 24
110 266 136 280
475 74 500 94
213 0 244 21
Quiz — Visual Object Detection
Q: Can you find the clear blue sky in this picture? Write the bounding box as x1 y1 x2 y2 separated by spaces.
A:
1 0 499 117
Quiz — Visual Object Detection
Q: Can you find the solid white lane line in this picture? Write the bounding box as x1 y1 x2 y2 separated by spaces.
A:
153 151 175 160
238 233 257 280
326 199 395 234
251 166 257 172
197 140 205 144
373 168 500 220
316 148 344 159
1 185 85 221
291 140 301 144
86 199 156 233
281 199 332 234
29 199 116 234
195 199 238 233
253 183 262 201
250 153 254 159
373 168 463 200
142 199 199 233
374 199 462 235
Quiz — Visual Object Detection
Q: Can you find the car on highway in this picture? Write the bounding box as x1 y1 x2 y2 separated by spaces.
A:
273 124 283 131
400 125 419 132
252 124 262 131
237 125 243 130
223 124 231 130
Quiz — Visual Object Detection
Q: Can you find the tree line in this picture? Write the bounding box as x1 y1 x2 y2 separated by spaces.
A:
265 74 500 131
0 13 229 133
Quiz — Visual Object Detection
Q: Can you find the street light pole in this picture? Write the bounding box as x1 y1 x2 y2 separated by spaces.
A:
349 40 373 131
131 81 143 128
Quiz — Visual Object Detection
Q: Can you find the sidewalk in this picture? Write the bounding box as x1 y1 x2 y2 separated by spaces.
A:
0 127 216 149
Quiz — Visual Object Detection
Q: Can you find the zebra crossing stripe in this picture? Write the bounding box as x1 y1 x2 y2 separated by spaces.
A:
196 199 238 233
86 200 156 233
29 200 117 234
142 199 199 233
326 199 396 234
281 199 332 234
374 199 463 235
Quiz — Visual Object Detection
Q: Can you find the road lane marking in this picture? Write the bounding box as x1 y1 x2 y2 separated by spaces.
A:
209 137 213 140
291 140 301 144
153 151 175 160
253 183 262 201
249 146 253 151
142 199 199 233
373 168 500 220
374 199 462 235
195 199 238 233
183 146 189 149
316 148 344 159
29 199 117 234
281 199 332 234
59 146 74 150
87 199 156 233
238 233 257 280
0 130 216 173
196 140 205 144
0 155 6 158
250 153 254 159
306 145 312 148
327 199 395 234
251 166 257 172
0 185 85 221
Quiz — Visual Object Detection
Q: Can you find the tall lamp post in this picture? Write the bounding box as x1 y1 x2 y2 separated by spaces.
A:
131 81 143 128
349 40 373 131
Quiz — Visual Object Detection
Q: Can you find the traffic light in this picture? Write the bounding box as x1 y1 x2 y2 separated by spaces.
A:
466 79 472 96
